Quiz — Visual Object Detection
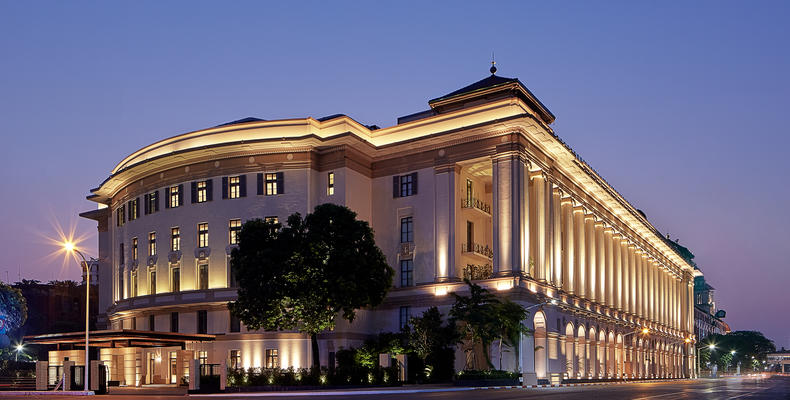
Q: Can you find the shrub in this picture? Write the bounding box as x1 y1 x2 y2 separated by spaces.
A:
454 369 519 381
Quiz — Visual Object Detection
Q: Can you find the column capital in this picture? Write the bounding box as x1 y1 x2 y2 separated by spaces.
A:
433 163 461 174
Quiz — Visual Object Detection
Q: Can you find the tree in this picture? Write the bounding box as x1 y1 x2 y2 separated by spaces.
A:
229 204 394 369
405 307 457 379
0 283 27 348
450 280 528 371
703 331 775 372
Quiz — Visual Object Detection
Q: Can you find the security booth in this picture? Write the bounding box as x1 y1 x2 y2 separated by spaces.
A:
25 329 215 389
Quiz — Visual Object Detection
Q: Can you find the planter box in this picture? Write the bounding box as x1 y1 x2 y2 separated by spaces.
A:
453 378 519 387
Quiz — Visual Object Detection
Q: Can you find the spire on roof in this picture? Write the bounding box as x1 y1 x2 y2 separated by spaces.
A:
490 52 497 75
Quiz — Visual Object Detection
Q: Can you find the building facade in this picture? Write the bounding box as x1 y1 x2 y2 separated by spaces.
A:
70 70 698 385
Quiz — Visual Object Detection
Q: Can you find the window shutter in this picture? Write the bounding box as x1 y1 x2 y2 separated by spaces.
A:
144 194 150 215
165 187 171 209
154 191 159 212
206 179 213 201
191 182 197 203
411 172 418 195
240 175 247 197
222 177 228 199
256 173 263 195
393 176 399 198
135 197 140 217
178 184 184 206
127 201 132 220
276 172 284 194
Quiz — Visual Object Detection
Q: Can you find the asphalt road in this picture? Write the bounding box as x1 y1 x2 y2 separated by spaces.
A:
16 375 790 400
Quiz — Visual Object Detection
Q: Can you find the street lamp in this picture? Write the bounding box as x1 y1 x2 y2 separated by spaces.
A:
15 343 23 362
696 343 715 378
526 298 558 311
63 241 90 393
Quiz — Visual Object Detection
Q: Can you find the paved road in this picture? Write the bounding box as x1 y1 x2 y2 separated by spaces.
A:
17 375 790 400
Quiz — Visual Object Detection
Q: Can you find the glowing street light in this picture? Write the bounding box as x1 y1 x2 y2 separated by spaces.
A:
15 343 23 362
526 298 558 311
63 241 90 393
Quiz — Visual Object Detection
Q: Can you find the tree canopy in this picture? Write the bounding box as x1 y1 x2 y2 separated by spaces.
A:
229 204 394 368
0 283 27 343
699 331 776 372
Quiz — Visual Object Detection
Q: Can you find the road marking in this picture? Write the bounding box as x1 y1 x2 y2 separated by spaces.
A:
633 392 687 400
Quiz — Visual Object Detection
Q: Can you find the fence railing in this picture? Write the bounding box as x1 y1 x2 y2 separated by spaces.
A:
461 197 491 215
461 242 494 260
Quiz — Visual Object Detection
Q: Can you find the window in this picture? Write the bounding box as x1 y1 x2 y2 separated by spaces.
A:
229 219 241 245
229 257 238 288
327 172 335 195
170 312 179 333
198 223 209 248
149 314 155 331
119 243 125 265
149 267 156 295
171 227 180 252
466 179 473 203
230 313 241 333
116 205 125 227
222 176 247 199
118 266 124 299
198 350 208 365
197 310 208 334
264 216 279 224
466 221 474 247
171 264 180 293
265 349 279 369
132 238 138 260
170 352 178 384
229 350 241 370
132 317 137 330
166 185 183 209
144 191 159 215
148 232 157 256
393 173 418 198
259 172 284 196
128 198 139 221
198 263 208 290
400 217 413 243
399 306 411 329
400 259 413 287
191 180 212 203
131 269 138 297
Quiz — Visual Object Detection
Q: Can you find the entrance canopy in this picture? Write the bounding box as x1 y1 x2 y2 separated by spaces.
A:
25 329 215 349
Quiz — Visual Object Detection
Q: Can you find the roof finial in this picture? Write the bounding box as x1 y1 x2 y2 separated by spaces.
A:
490 52 497 75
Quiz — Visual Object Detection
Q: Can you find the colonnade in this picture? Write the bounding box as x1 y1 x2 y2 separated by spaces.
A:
484 150 694 336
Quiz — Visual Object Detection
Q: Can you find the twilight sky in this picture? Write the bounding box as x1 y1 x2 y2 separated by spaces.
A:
1 1 788 348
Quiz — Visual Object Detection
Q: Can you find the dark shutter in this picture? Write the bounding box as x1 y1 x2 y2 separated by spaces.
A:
393 176 400 198
206 179 213 201
240 175 247 197
127 201 132 220
257 173 263 195
222 177 228 199
154 191 159 212
191 182 197 203
165 187 171 209
144 194 150 215
411 172 418 195
135 197 140 217
276 172 284 194
178 184 184 206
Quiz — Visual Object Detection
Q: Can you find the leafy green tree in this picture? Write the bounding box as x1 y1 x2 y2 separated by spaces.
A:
494 300 531 371
703 331 775 372
405 307 457 379
229 204 394 368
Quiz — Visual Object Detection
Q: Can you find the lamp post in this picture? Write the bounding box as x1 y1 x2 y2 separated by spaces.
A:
526 298 558 311
697 343 715 378
621 328 649 378
64 241 90 393
15 343 23 362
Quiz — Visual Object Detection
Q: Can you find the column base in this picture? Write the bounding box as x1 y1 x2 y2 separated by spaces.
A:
522 372 538 386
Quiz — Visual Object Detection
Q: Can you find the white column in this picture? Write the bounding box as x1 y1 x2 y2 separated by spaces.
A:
552 187 563 287
620 238 629 313
561 198 574 294
595 220 605 304
573 206 586 298
530 172 549 282
604 227 614 309
585 214 597 302
613 232 622 311
492 153 528 277
434 164 459 281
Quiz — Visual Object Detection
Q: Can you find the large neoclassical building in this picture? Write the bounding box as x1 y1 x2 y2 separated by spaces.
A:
63 68 699 385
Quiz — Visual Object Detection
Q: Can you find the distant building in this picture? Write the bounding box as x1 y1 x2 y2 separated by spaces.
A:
767 350 790 373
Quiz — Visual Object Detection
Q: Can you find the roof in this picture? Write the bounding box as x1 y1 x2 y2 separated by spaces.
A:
214 117 265 127
428 74 556 124
25 329 215 348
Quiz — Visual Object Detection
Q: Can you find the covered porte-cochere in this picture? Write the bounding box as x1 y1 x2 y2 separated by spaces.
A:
26 329 215 387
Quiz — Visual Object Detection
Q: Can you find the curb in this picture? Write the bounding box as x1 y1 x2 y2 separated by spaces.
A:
476 378 695 389
0 391 95 396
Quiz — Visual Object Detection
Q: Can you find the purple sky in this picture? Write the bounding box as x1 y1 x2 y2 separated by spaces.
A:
1 1 788 348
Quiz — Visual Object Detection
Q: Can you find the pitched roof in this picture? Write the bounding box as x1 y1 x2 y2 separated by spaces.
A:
428 74 555 124
215 117 265 127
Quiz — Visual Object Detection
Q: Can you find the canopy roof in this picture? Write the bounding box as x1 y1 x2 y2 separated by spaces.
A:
25 329 215 348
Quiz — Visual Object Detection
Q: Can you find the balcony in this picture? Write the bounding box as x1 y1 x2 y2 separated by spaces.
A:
461 197 492 216
461 242 493 261
462 263 493 281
